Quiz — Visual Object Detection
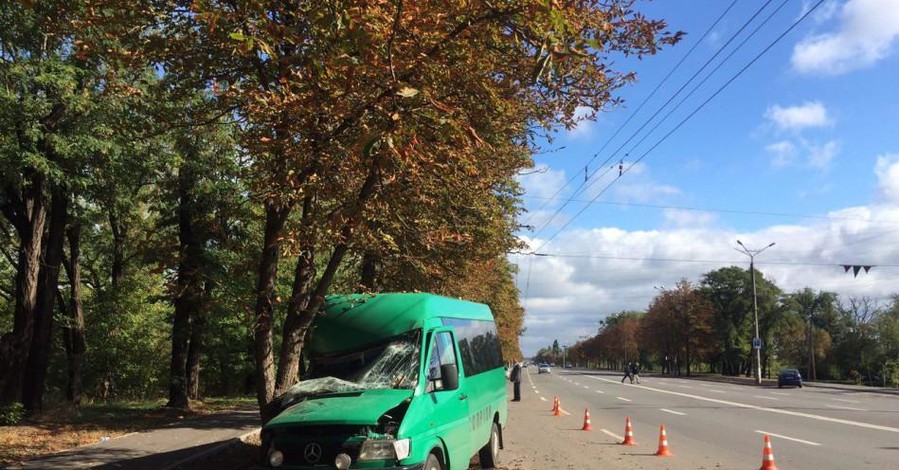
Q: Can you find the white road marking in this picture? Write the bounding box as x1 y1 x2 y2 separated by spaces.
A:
831 398 860 404
574 382 581 386
707 389 727 393
602 429 624 441
539 396 547 401
826 404 868 411
754 395 778 400
678 385 692 389
595 390 605 394
755 430 821 446
583 385 589 389
559 409 571 416
660 408 686 416
616 397 632 402
583 373 899 434
770 392 788 396
534 390 540 394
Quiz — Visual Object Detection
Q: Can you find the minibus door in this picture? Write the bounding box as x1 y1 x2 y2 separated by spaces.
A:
425 328 470 468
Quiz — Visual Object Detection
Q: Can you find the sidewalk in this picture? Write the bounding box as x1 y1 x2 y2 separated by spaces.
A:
6 408 260 470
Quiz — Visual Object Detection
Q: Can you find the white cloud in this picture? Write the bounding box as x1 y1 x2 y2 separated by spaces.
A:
567 106 599 139
765 102 831 131
515 157 899 356
875 153 899 202
806 140 839 169
518 164 567 200
766 140 798 167
792 0 899 75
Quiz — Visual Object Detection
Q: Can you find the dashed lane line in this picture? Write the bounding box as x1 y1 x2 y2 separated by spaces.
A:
595 390 605 394
707 389 727 393
539 396 547 401
754 395 778 400
601 429 624 441
584 374 899 434
754 430 821 446
660 408 686 416
825 404 868 411
831 398 860 404
583 385 589 389
616 397 632 402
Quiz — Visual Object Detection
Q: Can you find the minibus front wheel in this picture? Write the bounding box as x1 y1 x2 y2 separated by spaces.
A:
424 451 443 470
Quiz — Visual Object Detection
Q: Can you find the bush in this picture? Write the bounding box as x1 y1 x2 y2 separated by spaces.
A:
0 402 25 425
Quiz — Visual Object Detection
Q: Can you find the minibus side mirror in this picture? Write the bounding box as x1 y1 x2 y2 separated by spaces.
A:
440 364 459 391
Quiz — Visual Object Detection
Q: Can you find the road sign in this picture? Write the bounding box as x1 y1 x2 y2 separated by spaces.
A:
752 337 761 349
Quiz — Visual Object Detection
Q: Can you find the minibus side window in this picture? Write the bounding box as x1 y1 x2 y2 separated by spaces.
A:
426 331 457 393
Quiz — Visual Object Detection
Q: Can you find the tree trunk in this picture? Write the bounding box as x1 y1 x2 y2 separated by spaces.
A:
108 210 126 289
360 251 379 292
253 200 292 418
0 177 48 405
187 282 212 400
168 165 204 409
22 187 67 414
62 221 86 405
274 247 315 396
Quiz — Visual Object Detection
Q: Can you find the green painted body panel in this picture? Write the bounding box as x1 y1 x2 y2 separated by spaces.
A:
310 293 493 355
266 389 413 427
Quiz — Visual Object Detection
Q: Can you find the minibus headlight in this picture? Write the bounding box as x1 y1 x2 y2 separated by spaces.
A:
268 449 284 467
393 438 411 460
359 438 401 460
335 453 352 469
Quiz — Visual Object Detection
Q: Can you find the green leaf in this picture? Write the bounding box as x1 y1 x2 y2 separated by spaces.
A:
229 32 246 41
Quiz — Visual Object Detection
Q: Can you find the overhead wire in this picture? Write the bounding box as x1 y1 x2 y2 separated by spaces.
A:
532 0 773 236
522 0 739 230
533 0 828 252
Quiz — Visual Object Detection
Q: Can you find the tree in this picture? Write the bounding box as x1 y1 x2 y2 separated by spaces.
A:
700 266 778 376
642 280 714 376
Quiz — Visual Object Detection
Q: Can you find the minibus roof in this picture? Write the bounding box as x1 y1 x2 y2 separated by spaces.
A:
309 293 493 354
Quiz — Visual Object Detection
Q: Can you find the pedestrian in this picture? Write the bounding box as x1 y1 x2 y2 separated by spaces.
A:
510 361 522 401
621 362 632 383
632 362 642 384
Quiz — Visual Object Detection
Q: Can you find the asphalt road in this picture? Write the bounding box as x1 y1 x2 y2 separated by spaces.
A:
523 367 899 469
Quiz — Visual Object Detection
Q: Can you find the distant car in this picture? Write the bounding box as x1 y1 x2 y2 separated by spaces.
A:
564 364 572 369
778 369 803 388
538 364 551 374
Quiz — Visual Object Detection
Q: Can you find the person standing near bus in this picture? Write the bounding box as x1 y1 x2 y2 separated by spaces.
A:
510 361 522 401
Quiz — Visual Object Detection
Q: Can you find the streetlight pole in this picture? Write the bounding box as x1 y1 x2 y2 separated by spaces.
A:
736 240 775 385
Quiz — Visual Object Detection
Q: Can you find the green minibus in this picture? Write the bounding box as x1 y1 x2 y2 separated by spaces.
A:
261 292 509 470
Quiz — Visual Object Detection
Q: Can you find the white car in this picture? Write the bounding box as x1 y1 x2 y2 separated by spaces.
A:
538 364 551 374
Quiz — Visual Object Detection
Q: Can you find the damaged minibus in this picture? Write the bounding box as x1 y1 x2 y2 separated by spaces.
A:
261 292 508 470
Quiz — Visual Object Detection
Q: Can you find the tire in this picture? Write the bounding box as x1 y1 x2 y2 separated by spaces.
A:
478 421 500 468
424 452 443 470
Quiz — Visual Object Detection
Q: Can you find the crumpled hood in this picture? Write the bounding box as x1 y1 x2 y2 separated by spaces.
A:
266 388 412 427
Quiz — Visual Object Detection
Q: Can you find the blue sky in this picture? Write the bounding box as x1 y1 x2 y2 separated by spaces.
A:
514 0 899 356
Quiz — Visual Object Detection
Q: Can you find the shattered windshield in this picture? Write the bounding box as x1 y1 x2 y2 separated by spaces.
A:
308 330 421 390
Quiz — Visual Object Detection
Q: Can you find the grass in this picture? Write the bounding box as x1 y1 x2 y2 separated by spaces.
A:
0 396 256 466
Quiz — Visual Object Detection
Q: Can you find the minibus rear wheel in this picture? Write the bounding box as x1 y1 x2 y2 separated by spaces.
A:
478 421 500 468
424 452 443 470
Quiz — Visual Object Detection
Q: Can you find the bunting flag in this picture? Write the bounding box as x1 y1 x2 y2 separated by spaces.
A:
841 265 874 277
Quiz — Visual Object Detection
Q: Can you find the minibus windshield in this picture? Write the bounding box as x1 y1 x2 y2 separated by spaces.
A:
309 330 421 390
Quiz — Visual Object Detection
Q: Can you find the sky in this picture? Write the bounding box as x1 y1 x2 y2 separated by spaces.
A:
513 0 899 357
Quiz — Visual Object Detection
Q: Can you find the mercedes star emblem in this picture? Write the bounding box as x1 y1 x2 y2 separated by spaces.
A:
304 442 323 463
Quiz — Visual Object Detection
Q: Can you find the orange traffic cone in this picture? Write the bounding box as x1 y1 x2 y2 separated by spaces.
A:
553 398 562 417
551 396 558 413
621 417 636 445
654 424 673 457
759 434 778 470
581 408 593 431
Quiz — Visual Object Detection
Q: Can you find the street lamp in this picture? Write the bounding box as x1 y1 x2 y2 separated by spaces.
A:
735 240 775 385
